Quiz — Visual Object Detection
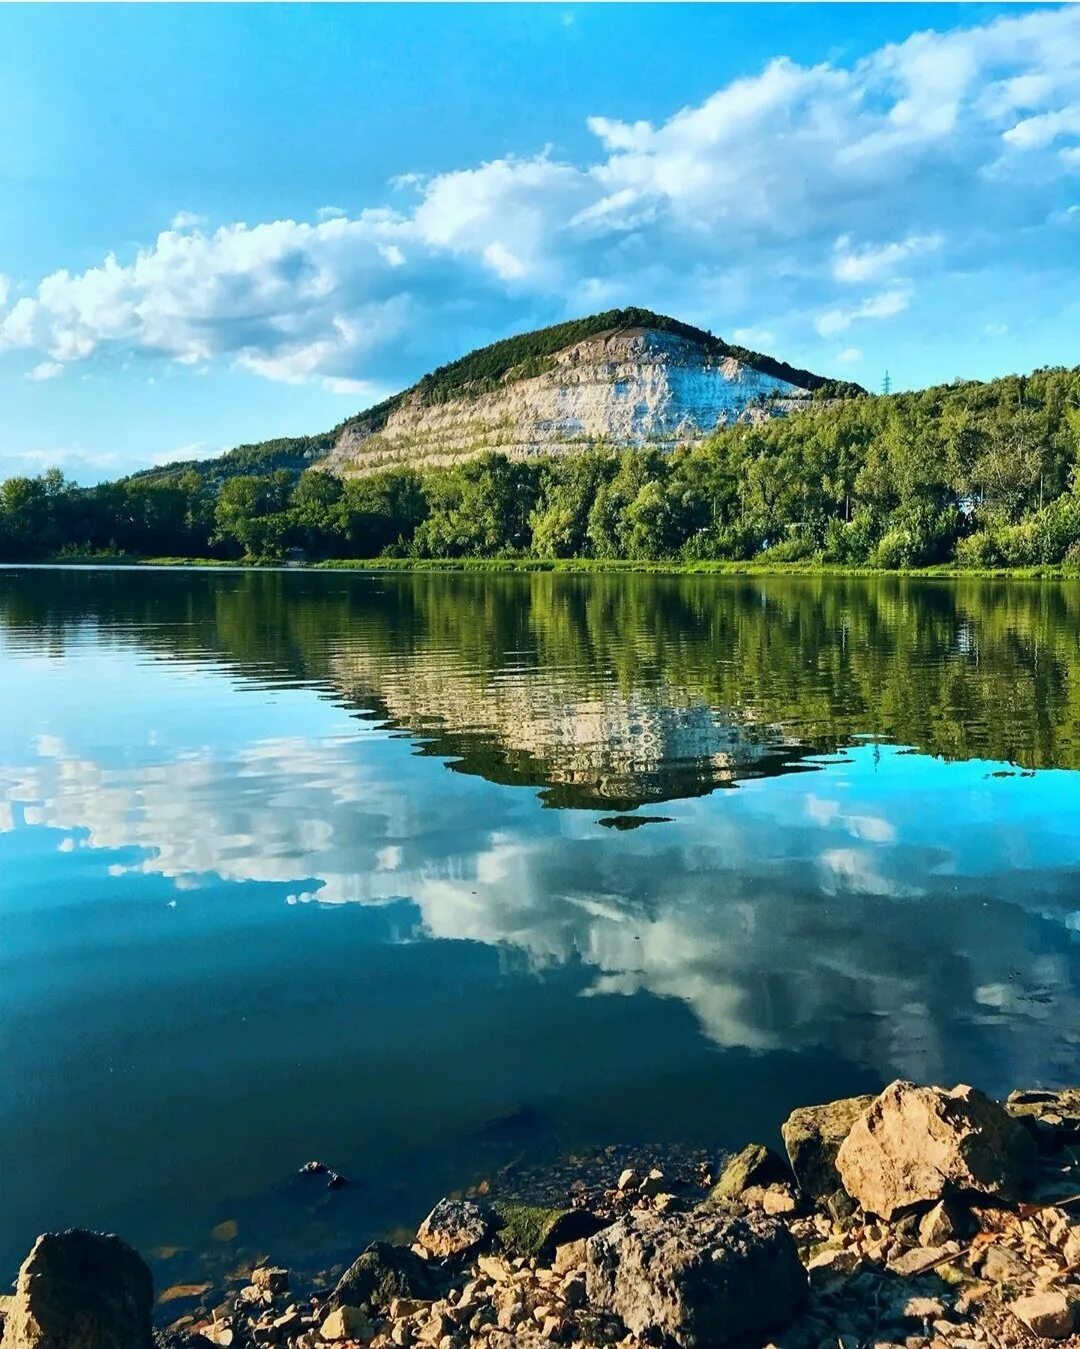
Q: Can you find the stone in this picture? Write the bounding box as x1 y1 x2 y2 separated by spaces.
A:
550 1241 586 1276
918 1203 956 1248
980 1245 1032 1286
616 1169 641 1192
1009 1291 1076 1339
491 1204 605 1261
321 1305 375 1341
1005 1089 1080 1152
900 1298 946 1321
332 1243 433 1312
415 1200 493 1260
807 1247 860 1275
886 1247 953 1277
585 1208 806 1347
781 1095 876 1204
251 1268 289 1296
639 1169 665 1198
762 1185 798 1215
0 1230 154 1349
836 1081 1036 1219
476 1256 512 1283
708 1144 791 1205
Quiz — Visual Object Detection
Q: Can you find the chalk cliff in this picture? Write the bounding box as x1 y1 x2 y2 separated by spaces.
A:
323 310 849 478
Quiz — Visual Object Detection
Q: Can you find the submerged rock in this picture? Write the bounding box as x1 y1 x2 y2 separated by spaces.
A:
331 1242 433 1312
0 1230 154 1349
414 1198 493 1259
781 1094 875 1204
1006 1087 1080 1151
836 1080 1036 1218
585 1209 806 1347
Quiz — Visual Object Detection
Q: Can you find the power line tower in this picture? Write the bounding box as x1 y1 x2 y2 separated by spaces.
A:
881 370 892 396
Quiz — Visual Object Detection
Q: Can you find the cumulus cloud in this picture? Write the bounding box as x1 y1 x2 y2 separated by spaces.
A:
0 5 1077 395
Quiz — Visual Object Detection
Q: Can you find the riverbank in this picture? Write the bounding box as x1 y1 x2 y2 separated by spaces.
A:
5 1081 1080 1349
9 554 1080 579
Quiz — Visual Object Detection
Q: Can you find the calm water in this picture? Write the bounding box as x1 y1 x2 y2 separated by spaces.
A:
3 567 1080 1287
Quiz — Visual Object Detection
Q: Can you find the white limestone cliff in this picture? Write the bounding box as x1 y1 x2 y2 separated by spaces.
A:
325 327 814 477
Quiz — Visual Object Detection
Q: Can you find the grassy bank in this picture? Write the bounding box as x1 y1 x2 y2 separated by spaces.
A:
12 553 1080 579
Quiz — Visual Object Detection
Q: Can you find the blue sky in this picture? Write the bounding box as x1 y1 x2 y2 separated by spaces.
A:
0 2 1077 482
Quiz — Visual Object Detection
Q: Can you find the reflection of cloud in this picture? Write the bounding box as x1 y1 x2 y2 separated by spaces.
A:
5 708 1080 1090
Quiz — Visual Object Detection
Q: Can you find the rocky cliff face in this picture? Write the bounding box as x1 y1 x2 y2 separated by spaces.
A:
324 327 815 477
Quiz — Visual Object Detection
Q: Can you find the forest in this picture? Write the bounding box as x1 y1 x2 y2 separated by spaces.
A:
2 363 1078 570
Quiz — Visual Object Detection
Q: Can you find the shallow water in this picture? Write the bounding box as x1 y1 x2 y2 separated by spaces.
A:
3 567 1080 1286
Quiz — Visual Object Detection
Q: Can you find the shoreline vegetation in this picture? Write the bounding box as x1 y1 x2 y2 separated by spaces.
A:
5 1080 1080 1349
11 555 1080 580
1 363 1078 575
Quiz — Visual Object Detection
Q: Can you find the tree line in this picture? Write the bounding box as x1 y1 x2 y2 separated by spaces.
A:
2 364 1078 568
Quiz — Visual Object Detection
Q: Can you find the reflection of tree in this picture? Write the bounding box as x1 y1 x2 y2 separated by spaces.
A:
4 569 1080 799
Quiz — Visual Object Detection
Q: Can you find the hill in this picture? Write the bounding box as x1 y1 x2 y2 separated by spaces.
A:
324 307 863 476
129 309 863 489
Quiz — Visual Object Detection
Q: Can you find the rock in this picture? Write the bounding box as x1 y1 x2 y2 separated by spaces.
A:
616 1169 641 1192
1009 1291 1076 1339
761 1185 798 1215
585 1208 806 1347
639 1169 665 1198
491 1204 605 1261
781 1095 876 1204
836 1081 1036 1219
0 1230 154 1349
917 1203 956 1248
886 1246 953 1277
1006 1089 1080 1152
321 1306 374 1341
250 1268 289 1296
332 1243 433 1312
979 1244 1032 1286
807 1247 860 1275
708 1144 790 1204
415 1200 493 1260
551 1241 587 1275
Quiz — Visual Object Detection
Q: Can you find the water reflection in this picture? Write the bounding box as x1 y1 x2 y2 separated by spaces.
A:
2 567 1080 1281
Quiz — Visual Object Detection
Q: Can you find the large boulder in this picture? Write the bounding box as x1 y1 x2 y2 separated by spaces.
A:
414 1199 493 1259
836 1080 1036 1219
585 1209 806 1347
781 1094 875 1204
330 1242 433 1311
0 1230 153 1349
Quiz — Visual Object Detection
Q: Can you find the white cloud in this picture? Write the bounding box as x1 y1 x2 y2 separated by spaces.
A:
832 233 942 284
146 441 218 467
0 5 1077 395
170 211 206 230
28 360 63 381
816 289 911 338
732 327 775 347
836 347 863 365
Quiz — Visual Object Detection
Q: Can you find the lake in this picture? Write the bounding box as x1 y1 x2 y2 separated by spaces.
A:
3 566 1080 1291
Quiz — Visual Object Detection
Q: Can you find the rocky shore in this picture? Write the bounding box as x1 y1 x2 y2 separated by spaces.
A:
5 1081 1080 1349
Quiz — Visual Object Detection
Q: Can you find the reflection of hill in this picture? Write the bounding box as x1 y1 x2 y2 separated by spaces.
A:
4 567 1080 802
331 651 815 807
